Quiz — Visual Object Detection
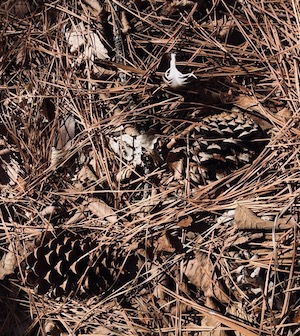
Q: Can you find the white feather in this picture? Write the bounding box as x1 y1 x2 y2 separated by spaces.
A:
163 53 196 88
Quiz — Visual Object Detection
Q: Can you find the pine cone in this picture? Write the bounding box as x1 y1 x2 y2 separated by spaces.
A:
167 110 267 184
23 231 136 298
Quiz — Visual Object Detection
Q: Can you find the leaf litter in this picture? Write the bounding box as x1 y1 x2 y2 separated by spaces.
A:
0 0 299 335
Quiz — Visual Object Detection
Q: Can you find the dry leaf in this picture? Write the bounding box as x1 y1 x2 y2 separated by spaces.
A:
235 205 296 230
184 252 229 304
92 65 115 76
40 206 56 217
54 114 75 151
16 44 26 65
223 231 263 247
65 22 85 53
50 114 76 170
87 198 118 224
13 0 30 18
233 95 273 130
82 0 101 16
65 211 86 226
3 155 22 185
218 17 234 39
0 139 24 188
77 152 99 183
44 321 62 336
109 132 159 166
50 148 63 171
116 166 133 182
277 107 292 121
294 306 300 323
177 215 193 228
121 11 130 34
168 155 184 179
234 95 259 110
88 326 115 335
65 23 109 64
87 31 109 60
161 1 195 19
234 205 267 230
0 243 17 280
155 233 175 253
201 297 227 336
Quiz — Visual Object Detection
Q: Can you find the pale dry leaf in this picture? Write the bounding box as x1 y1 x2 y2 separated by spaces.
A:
150 265 170 302
65 22 85 53
155 233 175 253
65 23 108 65
109 134 136 162
87 198 118 224
92 65 115 76
50 147 63 170
0 243 17 280
109 132 159 166
177 215 193 228
40 205 56 217
82 0 102 16
116 166 133 182
139 133 160 151
88 325 116 335
4 156 22 185
121 11 130 34
77 164 98 183
50 114 76 170
124 126 139 136
65 210 86 226
88 31 109 60
218 17 234 39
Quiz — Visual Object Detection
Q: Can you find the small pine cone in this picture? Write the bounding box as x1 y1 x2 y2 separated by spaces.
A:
23 231 136 298
167 110 267 184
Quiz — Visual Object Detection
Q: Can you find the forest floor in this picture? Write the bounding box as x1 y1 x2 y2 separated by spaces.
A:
0 0 299 335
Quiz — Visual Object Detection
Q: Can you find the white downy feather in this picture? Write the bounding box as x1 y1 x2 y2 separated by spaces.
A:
164 53 196 88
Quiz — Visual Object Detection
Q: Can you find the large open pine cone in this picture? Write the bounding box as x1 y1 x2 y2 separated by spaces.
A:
23 231 137 298
166 109 267 184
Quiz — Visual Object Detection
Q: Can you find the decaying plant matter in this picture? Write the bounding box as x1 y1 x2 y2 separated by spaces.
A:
0 0 299 335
